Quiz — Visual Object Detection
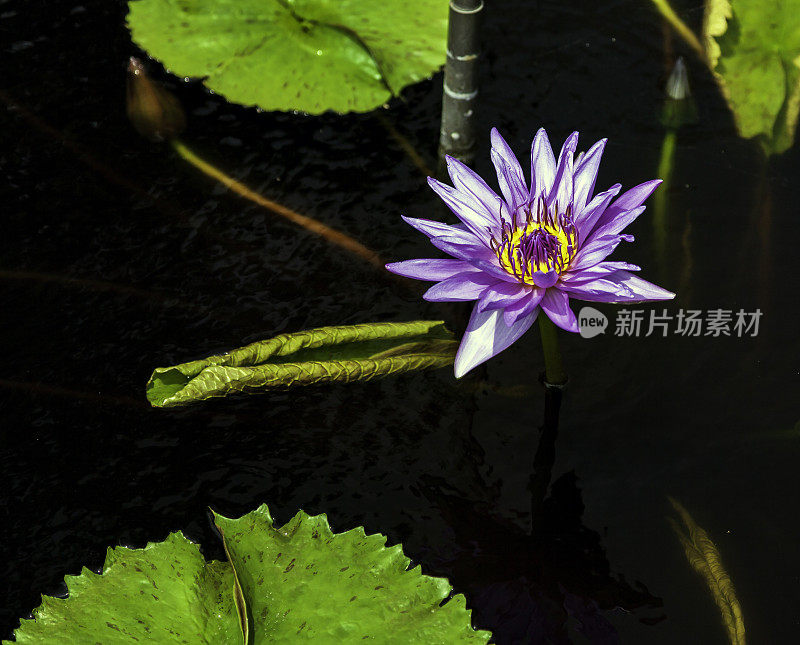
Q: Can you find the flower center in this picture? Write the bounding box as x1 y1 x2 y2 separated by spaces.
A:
490 198 578 285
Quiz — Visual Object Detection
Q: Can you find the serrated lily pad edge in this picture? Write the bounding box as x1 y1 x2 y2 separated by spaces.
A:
212 504 493 642
6 505 492 644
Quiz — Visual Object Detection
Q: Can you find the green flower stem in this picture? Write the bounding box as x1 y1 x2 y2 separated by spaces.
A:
439 0 483 165
653 128 676 279
538 315 567 387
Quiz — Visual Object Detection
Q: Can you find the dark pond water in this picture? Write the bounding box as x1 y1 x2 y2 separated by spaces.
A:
2 0 799 642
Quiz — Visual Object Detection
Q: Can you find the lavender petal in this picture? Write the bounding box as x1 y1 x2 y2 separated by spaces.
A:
490 128 529 210
476 281 531 312
573 137 607 211
548 131 579 209
589 205 646 241
422 271 496 302
401 215 469 240
530 128 556 203
428 177 498 238
560 260 641 286
454 306 538 378
469 259 520 283
385 258 477 281
503 289 544 325
532 269 559 288
569 235 623 271
575 183 621 240
594 179 661 231
540 288 580 332
562 270 675 303
430 235 496 262
445 156 504 219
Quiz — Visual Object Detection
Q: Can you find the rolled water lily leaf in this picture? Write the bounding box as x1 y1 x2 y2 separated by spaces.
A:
6 533 242 644
126 0 447 114
213 505 491 642
146 321 457 407
6 505 491 644
703 0 800 155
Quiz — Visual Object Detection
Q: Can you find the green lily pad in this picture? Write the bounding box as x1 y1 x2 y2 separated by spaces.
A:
213 505 492 643
703 0 800 155
146 321 457 408
126 0 448 114
6 533 242 644
6 506 491 644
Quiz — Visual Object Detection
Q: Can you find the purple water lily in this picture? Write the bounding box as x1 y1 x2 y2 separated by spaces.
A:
387 128 675 377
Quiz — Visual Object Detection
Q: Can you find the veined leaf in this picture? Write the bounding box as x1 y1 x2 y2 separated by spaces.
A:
146 321 457 407
6 533 241 645
213 505 492 643
668 497 746 645
126 0 447 114
703 0 800 155
6 506 491 644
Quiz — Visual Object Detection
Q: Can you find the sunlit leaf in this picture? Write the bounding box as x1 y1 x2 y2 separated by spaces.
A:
703 0 800 155
6 506 491 644
668 497 746 645
146 321 457 407
6 533 241 645
126 0 448 114
213 505 492 643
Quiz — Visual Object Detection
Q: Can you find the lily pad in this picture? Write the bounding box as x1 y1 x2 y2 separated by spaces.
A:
213 505 492 642
703 0 800 155
6 506 491 644
126 0 448 114
6 533 241 644
146 320 457 407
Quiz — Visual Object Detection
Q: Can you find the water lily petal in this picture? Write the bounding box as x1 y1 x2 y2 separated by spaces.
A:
444 156 504 221
401 215 469 240
385 258 478 281
532 269 559 288
427 177 498 238
569 234 623 271
530 128 556 203
590 205 646 240
430 236 496 262
503 289 544 325
540 288 579 332
476 281 531 312
575 183 621 240
594 179 661 232
573 137 607 212
560 260 640 285
490 128 528 211
423 271 496 302
465 259 518 283
454 306 538 377
562 270 675 303
548 131 579 210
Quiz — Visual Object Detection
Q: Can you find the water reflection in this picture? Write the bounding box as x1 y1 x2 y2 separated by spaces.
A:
419 384 665 642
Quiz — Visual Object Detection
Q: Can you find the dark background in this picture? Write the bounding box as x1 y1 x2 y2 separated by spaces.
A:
2 0 799 642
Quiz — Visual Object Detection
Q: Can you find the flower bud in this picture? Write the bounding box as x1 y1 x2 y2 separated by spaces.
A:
126 57 186 142
661 57 698 129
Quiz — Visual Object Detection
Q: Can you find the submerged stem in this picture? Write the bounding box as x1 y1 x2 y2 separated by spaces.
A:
649 0 706 61
170 139 384 270
538 315 567 386
653 128 676 279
